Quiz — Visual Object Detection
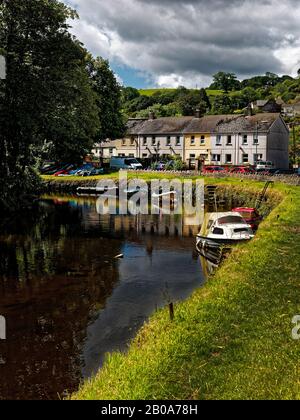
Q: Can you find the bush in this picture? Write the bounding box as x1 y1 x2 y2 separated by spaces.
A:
0 166 42 213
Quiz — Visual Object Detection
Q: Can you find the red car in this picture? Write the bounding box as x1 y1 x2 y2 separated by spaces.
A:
230 167 255 174
232 207 262 231
53 169 70 177
230 166 255 174
202 166 226 173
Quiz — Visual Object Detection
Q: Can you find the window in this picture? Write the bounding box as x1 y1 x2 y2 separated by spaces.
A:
227 135 232 145
253 135 259 145
129 154 135 158
216 135 222 146
130 137 135 146
122 139 126 146
143 137 147 146
142 153 148 158
191 136 195 145
190 154 196 159
152 137 156 146
109 148 114 154
254 154 263 163
213 228 224 235
243 154 249 163
212 154 221 162
201 136 205 145
118 153 125 157
242 135 248 145
167 136 171 146
176 137 181 146
226 154 232 164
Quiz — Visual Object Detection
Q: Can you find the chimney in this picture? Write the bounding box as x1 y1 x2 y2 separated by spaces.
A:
149 111 155 120
245 104 253 117
195 108 201 119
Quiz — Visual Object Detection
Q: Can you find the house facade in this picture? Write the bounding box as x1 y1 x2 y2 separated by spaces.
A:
210 113 290 168
92 141 116 159
282 102 300 117
92 113 290 169
126 116 193 159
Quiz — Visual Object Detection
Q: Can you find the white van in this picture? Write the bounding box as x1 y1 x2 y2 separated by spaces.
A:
110 157 143 170
255 160 274 170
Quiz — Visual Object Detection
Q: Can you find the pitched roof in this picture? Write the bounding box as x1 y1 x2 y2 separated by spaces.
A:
214 113 281 133
254 100 269 107
126 113 281 136
184 115 238 133
127 117 193 135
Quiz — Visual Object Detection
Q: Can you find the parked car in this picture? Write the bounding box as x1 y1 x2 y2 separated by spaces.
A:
230 167 256 174
202 166 226 173
110 157 143 170
272 169 295 175
255 160 274 171
69 163 94 175
232 207 262 231
53 165 74 176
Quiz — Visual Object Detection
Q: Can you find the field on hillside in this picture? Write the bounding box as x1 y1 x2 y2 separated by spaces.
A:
139 88 224 97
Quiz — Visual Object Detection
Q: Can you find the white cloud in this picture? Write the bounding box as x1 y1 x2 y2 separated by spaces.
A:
64 0 300 86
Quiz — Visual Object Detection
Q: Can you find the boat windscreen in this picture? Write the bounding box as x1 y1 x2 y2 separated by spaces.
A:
218 216 244 225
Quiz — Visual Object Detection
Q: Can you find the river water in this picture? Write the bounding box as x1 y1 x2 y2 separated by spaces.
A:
0 194 208 400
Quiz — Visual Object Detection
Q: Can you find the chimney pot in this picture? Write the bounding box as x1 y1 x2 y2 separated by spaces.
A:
195 108 201 119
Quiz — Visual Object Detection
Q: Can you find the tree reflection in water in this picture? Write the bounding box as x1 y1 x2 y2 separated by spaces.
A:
0 195 203 400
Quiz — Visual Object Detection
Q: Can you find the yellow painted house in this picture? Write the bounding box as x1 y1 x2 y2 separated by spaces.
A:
184 133 212 166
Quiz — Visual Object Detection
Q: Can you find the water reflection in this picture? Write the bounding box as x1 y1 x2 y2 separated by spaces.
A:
0 195 204 400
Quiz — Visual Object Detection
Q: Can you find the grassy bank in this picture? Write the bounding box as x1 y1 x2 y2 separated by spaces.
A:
69 179 300 400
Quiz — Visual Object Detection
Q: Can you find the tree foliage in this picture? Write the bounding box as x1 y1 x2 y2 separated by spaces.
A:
88 57 125 142
0 0 124 211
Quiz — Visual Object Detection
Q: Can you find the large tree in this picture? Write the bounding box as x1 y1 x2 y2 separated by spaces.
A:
88 57 125 141
210 72 240 93
0 0 100 209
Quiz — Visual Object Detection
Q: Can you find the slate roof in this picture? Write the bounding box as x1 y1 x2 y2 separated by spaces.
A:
127 117 194 135
126 114 281 136
214 113 281 134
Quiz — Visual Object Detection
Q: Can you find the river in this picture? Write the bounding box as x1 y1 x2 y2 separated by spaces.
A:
0 194 209 400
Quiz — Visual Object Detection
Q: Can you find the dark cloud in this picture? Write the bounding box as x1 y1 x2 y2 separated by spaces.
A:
65 0 300 86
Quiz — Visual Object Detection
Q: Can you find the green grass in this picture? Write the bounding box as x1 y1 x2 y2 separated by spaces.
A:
138 88 225 97
138 89 176 96
68 178 300 400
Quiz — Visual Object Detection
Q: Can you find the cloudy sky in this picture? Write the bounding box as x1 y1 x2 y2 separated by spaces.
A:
64 0 300 88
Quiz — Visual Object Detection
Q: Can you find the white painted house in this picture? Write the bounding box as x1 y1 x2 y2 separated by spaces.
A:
210 113 290 168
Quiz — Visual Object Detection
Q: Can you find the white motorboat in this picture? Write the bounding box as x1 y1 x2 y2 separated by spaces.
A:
196 212 254 251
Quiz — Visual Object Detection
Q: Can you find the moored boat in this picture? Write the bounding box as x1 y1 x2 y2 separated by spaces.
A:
196 212 254 251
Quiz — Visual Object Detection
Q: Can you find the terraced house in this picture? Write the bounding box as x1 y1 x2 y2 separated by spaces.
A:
95 112 289 169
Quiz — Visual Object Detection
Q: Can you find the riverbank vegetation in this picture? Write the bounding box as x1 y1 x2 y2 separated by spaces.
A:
72 180 300 400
